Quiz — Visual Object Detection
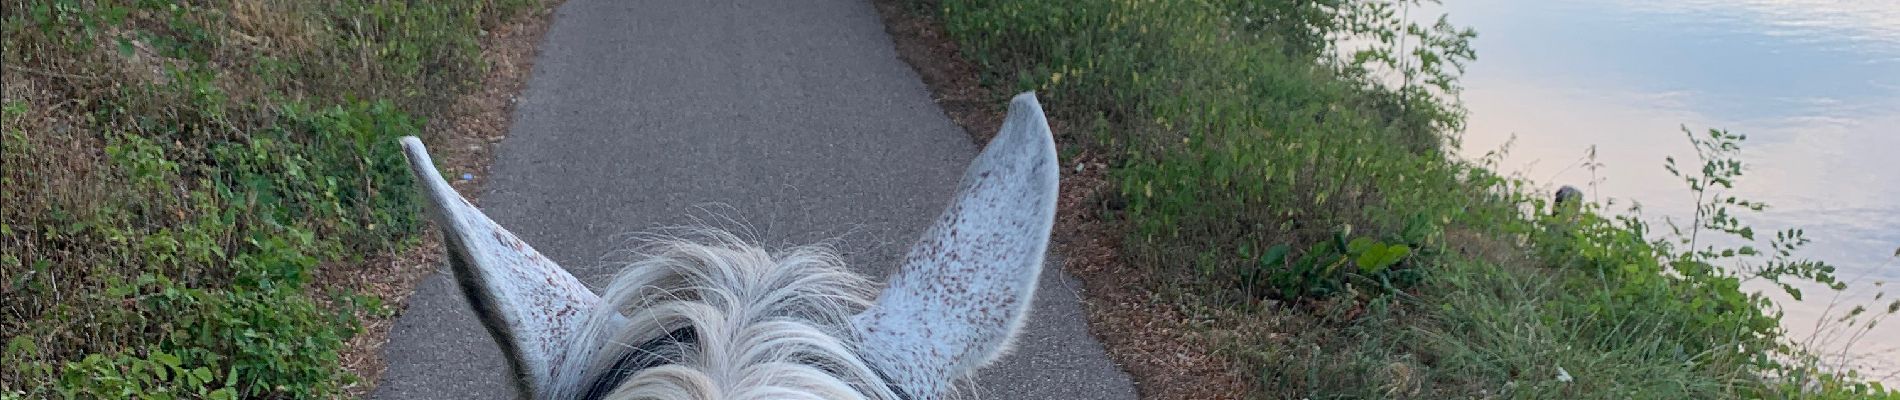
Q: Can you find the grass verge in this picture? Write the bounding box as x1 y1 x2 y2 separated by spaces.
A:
882 0 1897 398
2 0 552 397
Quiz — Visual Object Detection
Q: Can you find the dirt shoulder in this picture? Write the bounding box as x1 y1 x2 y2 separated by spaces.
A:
323 4 562 396
868 2 1252 398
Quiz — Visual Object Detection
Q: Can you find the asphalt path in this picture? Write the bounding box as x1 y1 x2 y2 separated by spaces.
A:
372 0 1136 398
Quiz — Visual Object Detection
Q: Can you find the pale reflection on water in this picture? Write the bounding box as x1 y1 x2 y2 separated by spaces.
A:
1434 0 1900 381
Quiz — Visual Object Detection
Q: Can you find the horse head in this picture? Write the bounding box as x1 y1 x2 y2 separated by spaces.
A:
398 93 1059 399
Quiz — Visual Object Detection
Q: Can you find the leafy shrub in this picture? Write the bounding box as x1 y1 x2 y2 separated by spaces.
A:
55 350 236 400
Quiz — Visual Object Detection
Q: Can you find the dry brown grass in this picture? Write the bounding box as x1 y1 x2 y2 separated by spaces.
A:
0 68 132 373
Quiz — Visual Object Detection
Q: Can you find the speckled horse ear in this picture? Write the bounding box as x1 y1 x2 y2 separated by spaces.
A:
851 92 1060 398
399 137 615 399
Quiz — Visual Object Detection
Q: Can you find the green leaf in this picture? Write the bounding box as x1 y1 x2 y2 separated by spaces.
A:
1333 228 1353 252
1356 251 1384 274
117 38 135 57
192 367 213 385
1347 237 1377 255
1260 244 1291 266
151 360 169 381
151 351 181 368
1386 245 1411 262
1356 244 1410 274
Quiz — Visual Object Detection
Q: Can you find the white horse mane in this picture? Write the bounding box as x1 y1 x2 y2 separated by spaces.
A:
399 93 1059 400
564 231 899 399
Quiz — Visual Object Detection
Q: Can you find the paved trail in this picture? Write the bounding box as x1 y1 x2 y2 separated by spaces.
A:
372 0 1137 398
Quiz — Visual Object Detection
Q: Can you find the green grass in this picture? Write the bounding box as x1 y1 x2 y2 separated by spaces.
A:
911 0 1896 397
1 0 545 397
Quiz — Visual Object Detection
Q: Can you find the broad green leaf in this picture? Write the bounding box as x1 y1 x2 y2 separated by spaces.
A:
1347 237 1377 254
1356 251 1385 274
192 367 213 385
151 351 181 368
1261 244 1291 266
1386 245 1411 263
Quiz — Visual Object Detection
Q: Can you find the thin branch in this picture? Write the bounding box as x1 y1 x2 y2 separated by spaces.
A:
3 64 103 81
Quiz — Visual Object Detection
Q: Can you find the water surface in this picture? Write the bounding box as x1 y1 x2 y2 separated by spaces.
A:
1432 0 1900 380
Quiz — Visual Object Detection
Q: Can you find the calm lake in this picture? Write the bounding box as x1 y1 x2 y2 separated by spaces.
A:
1429 0 1900 380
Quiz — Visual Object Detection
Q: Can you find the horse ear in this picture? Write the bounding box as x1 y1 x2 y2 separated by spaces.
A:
400 137 607 399
850 93 1059 398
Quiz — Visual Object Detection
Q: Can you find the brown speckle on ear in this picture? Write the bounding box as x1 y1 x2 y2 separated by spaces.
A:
851 93 1059 397
400 136 609 398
